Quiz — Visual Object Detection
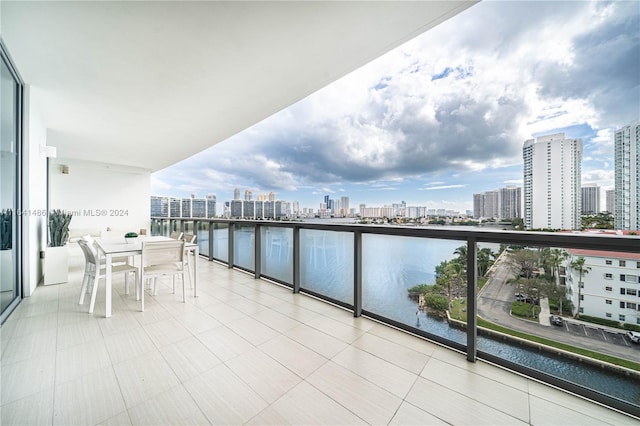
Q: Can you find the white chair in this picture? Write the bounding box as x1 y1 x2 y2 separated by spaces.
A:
182 233 197 287
170 231 183 240
140 239 186 311
81 235 129 265
77 239 139 314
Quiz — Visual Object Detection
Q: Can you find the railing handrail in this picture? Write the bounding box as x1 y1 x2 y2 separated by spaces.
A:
152 216 640 253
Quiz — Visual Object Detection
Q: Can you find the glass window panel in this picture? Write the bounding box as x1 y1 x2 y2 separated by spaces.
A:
212 223 228 262
0 54 19 318
260 226 292 284
362 234 464 343
196 221 209 257
300 229 353 305
233 224 254 270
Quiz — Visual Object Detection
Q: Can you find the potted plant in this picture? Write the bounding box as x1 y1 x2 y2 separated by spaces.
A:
124 231 138 243
44 209 72 285
1 209 12 250
0 209 13 292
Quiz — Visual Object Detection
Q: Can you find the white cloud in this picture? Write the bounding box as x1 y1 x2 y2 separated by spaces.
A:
153 1 638 210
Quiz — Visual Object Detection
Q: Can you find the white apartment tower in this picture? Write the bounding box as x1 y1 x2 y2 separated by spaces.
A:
614 119 640 230
523 133 582 230
606 189 615 214
581 184 600 215
499 186 521 219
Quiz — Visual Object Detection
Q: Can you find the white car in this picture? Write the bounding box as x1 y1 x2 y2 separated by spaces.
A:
626 331 640 343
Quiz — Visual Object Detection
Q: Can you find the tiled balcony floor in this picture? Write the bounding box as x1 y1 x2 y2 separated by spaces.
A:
1 255 636 425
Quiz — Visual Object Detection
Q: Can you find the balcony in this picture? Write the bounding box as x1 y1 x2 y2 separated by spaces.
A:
1 240 636 425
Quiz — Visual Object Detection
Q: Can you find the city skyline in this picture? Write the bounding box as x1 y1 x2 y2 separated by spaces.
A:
151 1 639 212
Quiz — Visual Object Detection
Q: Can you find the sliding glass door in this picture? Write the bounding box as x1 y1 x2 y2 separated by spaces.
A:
0 41 23 323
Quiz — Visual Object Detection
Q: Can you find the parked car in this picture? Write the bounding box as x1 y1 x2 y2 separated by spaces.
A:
626 331 640 343
550 315 564 326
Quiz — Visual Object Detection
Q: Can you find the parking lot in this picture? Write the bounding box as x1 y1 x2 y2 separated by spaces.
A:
559 320 635 347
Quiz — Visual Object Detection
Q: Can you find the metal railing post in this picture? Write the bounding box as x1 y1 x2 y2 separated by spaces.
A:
254 224 261 279
293 226 300 293
228 222 235 269
208 220 214 261
466 237 478 362
354 230 362 317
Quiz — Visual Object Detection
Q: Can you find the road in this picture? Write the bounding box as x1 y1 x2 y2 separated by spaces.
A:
477 252 640 363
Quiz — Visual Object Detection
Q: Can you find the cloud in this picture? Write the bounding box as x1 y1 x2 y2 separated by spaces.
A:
419 184 465 191
153 1 639 207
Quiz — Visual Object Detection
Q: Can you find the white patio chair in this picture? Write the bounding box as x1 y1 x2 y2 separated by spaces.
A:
77 239 139 314
182 233 197 287
140 239 186 311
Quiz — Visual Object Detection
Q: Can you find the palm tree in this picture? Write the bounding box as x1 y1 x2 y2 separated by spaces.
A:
570 256 591 318
477 247 496 277
453 245 467 265
549 248 568 281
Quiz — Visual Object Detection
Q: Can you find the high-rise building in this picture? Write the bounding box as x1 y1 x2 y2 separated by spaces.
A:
268 192 275 201
230 200 243 217
473 187 519 219
605 189 614 213
150 196 169 217
169 197 181 218
206 194 216 218
523 133 582 230
614 119 640 230
581 184 600 215
499 186 521 219
340 196 350 217
244 189 253 201
233 188 240 200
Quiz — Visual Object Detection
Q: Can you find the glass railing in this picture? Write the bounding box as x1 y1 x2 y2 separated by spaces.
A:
150 217 640 417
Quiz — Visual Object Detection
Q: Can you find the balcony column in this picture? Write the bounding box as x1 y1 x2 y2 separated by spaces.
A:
466 237 478 362
353 230 362 317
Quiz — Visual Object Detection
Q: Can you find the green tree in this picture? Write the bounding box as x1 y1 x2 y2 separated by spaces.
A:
508 248 539 278
436 260 466 308
570 256 591 318
477 247 496 277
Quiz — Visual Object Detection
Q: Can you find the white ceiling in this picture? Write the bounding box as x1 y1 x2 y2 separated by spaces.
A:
2 1 475 172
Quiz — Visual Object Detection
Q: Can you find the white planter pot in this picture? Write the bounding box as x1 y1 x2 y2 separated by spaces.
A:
44 246 69 285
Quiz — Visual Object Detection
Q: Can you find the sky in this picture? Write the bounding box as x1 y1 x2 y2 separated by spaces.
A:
151 0 640 213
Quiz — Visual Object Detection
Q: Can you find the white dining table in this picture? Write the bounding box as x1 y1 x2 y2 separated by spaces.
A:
94 236 198 317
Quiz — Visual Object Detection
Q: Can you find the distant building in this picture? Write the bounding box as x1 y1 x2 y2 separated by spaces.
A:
244 189 253 201
233 188 240 200
206 194 216 218
614 119 639 230
499 186 521 220
150 196 168 217
523 133 582 230
152 194 215 218
565 246 640 326
230 199 243 218
340 197 350 217
169 197 181 218
581 184 600 215
473 186 520 219
606 189 614 214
